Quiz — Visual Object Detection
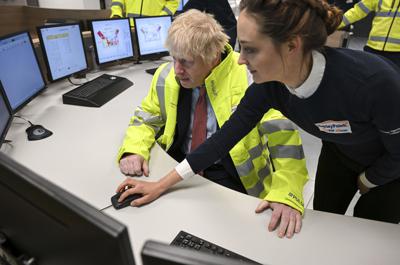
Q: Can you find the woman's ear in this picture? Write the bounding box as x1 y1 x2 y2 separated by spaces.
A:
287 35 302 53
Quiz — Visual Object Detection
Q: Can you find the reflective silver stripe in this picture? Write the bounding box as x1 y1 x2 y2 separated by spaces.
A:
246 180 264 197
370 36 400 44
129 119 160 134
246 165 271 197
163 7 173 15
236 158 254 177
269 145 304 160
236 142 264 176
111 2 124 8
134 108 163 123
259 119 296 135
342 16 351 26
127 13 141 17
375 11 400 17
357 1 370 14
156 63 173 121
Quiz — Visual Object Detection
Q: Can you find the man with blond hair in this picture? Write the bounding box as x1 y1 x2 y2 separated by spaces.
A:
117 9 309 237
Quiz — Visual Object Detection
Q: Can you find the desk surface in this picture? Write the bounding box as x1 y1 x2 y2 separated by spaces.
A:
2 61 400 265
1 60 163 209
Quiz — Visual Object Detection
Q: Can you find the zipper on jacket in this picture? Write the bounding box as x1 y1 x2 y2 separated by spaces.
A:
382 0 400 50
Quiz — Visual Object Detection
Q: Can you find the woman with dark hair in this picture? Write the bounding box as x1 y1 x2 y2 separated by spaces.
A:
116 0 400 238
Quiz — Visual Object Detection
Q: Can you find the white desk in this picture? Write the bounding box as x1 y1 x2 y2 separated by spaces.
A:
1 60 162 209
2 61 400 265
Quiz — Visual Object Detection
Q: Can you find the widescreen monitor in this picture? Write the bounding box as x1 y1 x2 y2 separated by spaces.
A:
141 240 260 265
37 23 88 82
0 31 46 112
90 18 134 65
0 152 136 265
134 16 172 59
0 82 13 148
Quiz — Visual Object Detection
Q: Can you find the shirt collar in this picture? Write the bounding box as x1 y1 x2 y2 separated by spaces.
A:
285 50 326 99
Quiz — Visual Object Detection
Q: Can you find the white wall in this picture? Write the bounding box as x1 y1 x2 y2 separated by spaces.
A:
39 0 100 9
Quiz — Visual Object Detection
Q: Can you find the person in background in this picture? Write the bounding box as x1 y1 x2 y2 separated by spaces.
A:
117 9 309 238
183 0 238 48
110 0 179 26
339 0 400 68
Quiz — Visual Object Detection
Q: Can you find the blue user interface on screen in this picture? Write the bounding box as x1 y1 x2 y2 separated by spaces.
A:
135 16 172 56
91 19 134 64
39 24 87 81
0 32 45 111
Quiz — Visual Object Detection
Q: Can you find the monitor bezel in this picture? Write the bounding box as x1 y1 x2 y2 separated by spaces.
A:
0 152 136 265
37 23 89 82
133 15 172 61
0 31 47 113
89 18 135 65
0 81 13 148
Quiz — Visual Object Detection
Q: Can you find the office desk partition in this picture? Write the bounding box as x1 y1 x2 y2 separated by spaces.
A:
2 60 400 265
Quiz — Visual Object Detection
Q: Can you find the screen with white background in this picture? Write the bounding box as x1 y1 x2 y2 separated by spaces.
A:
39 24 87 81
91 19 134 64
0 32 45 111
135 16 172 56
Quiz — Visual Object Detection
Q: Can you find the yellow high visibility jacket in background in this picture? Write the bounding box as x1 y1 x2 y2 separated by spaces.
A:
110 0 179 25
340 0 400 51
118 45 309 213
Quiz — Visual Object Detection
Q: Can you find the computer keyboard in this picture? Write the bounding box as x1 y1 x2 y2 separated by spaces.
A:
145 67 158 75
170 231 261 264
62 74 133 107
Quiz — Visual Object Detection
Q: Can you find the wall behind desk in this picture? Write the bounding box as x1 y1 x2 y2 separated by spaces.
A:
0 5 110 38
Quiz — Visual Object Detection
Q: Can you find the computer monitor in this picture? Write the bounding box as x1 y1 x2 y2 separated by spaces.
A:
0 31 46 112
141 241 259 265
37 23 88 82
0 81 13 148
134 16 172 60
89 18 135 65
0 152 136 265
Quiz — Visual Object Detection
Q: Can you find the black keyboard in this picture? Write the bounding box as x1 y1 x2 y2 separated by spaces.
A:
62 74 133 107
170 231 261 264
145 67 158 75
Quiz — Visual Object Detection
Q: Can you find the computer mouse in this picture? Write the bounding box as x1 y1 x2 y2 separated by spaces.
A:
25 125 53 141
111 190 143 210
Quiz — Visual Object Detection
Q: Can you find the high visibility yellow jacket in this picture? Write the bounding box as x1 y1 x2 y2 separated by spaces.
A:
118 45 309 213
339 0 400 51
110 0 179 26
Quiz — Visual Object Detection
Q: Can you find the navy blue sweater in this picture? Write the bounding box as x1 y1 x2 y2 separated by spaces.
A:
186 47 400 186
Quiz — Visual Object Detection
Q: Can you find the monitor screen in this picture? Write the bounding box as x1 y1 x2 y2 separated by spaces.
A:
141 241 260 265
0 153 136 265
134 16 172 58
0 31 46 112
176 0 184 12
0 82 13 148
37 23 88 82
90 18 134 65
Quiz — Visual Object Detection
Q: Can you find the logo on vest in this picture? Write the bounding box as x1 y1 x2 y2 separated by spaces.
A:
315 120 352 134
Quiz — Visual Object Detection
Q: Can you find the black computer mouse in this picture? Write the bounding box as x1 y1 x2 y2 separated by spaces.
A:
111 190 143 210
25 125 53 141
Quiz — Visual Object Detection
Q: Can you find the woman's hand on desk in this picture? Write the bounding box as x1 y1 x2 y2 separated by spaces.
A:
255 201 302 239
119 154 149 177
116 169 183 206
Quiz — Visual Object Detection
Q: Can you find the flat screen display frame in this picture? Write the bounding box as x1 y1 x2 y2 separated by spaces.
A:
37 23 88 82
133 15 172 60
0 31 47 113
89 18 135 65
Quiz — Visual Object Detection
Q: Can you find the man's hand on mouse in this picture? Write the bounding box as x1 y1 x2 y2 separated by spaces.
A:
119 154 149 177
116 178 164 206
